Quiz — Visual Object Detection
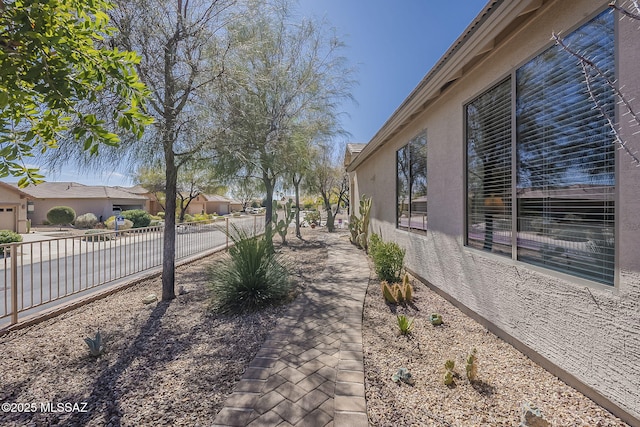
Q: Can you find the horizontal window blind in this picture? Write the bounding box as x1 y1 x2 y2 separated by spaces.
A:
515 10 615 284
466 78 512 255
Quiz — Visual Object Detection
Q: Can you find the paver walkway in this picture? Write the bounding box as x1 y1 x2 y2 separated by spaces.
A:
213 232 370 427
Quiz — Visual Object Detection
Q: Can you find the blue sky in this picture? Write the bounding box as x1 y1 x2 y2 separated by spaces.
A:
21 1 488 187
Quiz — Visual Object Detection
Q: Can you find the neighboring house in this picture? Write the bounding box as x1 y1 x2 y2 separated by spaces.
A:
346 1 639 425
229 199 243 213
344 143 366 215
18 182 149 225
0 182 31 233
116 185 164 215
185 194 238 216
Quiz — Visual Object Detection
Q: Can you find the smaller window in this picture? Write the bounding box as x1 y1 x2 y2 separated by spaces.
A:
396 131 428 233
6 208 12 212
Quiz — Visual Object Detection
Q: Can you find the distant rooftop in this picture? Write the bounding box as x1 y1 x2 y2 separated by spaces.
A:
15 182 148 200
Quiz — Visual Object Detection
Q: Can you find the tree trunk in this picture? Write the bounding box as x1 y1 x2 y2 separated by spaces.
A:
162 146 177 301
293 176 302 239
322 194 335 232
263 173 275 226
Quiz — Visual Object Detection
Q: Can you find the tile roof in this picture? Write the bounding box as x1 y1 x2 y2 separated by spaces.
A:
16 182 149 200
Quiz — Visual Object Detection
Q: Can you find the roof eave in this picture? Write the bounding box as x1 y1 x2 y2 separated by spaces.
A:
347 0 546 172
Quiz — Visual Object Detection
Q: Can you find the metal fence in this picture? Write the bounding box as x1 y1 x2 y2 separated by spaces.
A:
0 215 263 328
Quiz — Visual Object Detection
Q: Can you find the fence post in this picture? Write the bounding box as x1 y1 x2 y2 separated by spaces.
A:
253 215 257 236
11 244 18 325
226 217 229 249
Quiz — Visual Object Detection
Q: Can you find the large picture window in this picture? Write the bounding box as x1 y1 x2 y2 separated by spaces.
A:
465 9 616 285
397 131 427 232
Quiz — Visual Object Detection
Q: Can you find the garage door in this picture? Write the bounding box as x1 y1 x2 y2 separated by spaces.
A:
0 206 16 231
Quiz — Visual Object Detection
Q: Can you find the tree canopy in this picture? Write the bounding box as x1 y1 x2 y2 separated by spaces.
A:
215 0 354 225
0 0 151 186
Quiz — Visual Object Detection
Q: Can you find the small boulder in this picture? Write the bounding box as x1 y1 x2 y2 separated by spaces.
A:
142 294 158 304
520 402 550 427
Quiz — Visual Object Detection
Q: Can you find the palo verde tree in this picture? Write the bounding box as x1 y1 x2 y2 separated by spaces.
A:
135 162 225 221
107 0 234 300
0 0 151 186
215 0 354 227
305 142 348 232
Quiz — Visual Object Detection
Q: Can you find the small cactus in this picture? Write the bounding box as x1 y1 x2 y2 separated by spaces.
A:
430 313 443 326
391 367 414 385
402 273 413 301
443 370 454 386
443 359 456 385
84 331 104 357
381 276 413 304
466 349 478 381
381 281 396 303
444 359 455 371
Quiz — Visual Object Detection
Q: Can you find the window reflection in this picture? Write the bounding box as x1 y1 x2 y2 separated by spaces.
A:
397 132 427 232
515 10 615 284
466 78 512 255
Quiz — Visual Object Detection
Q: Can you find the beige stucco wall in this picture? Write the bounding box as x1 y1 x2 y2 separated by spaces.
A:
0 186 28 233
352 1 640 422
186 197 230 215
30 199 145 225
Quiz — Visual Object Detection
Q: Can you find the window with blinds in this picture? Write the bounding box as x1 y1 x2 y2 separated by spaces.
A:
466 78 512 255
397 131 428 232
464 9 616 285
516 10 615 285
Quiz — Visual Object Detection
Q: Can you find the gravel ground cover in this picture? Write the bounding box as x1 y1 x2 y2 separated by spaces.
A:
361 259 630 427
0 226 631 427
0 229 326 426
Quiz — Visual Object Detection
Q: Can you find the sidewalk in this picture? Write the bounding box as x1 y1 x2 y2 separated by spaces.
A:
213 232 370 427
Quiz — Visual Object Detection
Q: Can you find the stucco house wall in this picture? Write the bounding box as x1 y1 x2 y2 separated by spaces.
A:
186 194 231 216
17 182 148 225
0 183 29 233
348 0 640 424
30 198 146 225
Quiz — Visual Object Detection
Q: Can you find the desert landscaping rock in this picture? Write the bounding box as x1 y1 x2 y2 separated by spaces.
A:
0 227 631 426
361 256 630 427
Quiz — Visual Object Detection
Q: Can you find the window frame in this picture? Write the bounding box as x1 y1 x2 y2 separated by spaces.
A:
396 130 428 234
463 7 618 288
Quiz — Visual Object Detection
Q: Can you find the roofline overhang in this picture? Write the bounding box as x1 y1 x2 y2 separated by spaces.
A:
0 182 32 199
347 0 547 172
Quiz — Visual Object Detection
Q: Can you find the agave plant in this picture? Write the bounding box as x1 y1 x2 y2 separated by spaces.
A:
396 314 414 335
209 224 291 314
84 331 103 357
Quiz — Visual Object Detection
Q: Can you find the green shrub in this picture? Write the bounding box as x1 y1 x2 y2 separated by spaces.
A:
305 210 320 225
371 240 405 283
121 209 151 228
0 230 22 244
105 217 133 230
46 206 76 228
74 213 98 229
209 226 291 314
369 233 383 257
192 213 209 222
157 211 165 219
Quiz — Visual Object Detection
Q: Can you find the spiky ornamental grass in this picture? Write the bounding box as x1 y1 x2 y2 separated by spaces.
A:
209 225 292 314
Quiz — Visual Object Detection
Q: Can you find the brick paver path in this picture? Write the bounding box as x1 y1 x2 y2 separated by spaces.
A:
213 232 370 427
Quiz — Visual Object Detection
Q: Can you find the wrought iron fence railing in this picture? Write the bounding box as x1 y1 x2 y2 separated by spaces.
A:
0 215 263 328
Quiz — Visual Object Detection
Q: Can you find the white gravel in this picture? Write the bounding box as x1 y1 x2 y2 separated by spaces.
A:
362 263 630 427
